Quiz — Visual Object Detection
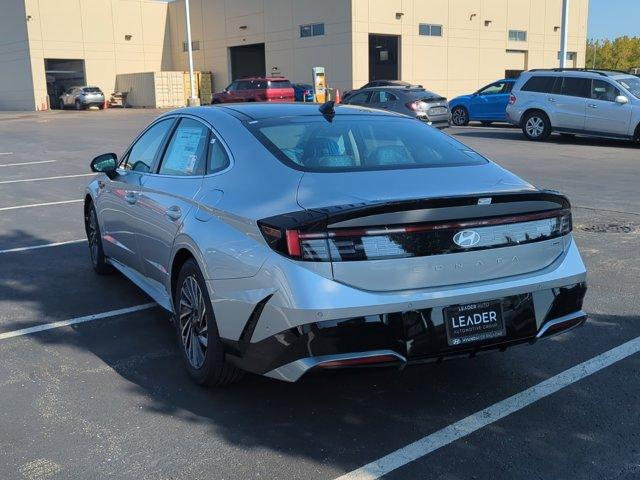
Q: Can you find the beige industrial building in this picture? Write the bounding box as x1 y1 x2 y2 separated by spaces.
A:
1 0 588 111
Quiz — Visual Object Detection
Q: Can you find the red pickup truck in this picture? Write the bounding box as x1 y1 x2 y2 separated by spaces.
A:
212 77 295 103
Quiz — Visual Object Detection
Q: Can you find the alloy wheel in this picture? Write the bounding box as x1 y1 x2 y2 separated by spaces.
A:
178 275 208 369
525 116 545 138
451 108 468 126
87 209 99 267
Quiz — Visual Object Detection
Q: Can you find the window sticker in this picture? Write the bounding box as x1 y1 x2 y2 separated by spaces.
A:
164 126 204 174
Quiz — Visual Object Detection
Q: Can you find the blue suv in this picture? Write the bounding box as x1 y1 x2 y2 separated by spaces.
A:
449 79 516 126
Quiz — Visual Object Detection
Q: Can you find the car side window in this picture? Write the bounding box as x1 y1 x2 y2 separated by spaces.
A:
371 91 397 103
559 77 590 98
479 82 505 95
208 134 231 174
521 76 558 93
158 118 209 176
346 91 371 104
591 79 620 102
122 119 173 173
227 82 237 92
504 82 514 93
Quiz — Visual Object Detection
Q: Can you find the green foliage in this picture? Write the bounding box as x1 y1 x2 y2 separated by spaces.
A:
586 37 640 72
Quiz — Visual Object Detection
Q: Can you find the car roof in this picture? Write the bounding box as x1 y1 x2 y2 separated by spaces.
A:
525 68 630 78
236 76 290 81
168 103 403 122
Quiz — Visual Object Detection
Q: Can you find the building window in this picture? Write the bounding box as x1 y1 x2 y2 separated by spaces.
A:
558 51 577 60
508 30 527 41
300 23 325 38
419 24 443 37
182 40 200 52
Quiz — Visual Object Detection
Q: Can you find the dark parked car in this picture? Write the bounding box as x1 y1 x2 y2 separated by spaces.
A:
212 77 295 104
292 83 315 102
59 86 105 110
343 80 421 102
342 86 451 128
449 79 516 126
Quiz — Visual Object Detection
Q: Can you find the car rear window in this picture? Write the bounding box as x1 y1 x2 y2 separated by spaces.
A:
247 116 488 171
521 76 558 93
407 90 445 101
82 87 102 93
268 80 292 89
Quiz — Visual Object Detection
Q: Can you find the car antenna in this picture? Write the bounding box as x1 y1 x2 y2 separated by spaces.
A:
318 100 335 121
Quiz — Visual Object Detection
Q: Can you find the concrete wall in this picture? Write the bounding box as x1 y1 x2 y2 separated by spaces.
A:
20 0 172 110
0 0 36 110
352 0 588 98
168 0 354 92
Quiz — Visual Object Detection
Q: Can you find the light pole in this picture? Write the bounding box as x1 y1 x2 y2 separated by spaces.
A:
185 0 200 106
559 0 570 68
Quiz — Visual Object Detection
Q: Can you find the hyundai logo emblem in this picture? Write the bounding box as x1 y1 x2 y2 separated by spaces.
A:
453 230 481 248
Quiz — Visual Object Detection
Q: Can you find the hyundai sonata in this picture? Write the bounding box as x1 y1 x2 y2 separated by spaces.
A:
84 102 587 386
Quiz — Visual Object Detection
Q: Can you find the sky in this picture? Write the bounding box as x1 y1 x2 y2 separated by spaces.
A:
588 0 640 39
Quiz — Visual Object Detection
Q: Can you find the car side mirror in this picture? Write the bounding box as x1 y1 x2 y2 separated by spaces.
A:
90 153 118 179
615 95 629 105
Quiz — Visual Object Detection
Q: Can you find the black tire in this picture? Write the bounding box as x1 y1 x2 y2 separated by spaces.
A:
75 99 82 110
451 106 469 126
84 202 113 275
98 103 104 110
481 121 493 126
522 110 551 141
59 99 65 110
174 259 243 387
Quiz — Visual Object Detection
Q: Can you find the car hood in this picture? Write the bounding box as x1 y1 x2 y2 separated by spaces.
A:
449 94 474 105
296 162 535 209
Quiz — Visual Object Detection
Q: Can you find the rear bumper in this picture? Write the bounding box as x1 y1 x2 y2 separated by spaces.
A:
417 115 450 128
224 282 587 381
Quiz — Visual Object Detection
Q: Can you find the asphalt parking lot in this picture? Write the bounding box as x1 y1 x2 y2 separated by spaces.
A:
0 108 638 480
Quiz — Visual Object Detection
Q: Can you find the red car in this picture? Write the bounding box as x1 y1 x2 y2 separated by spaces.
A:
212 77 295 103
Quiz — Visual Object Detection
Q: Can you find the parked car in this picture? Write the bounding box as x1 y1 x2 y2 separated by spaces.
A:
449 79 516 126
59 86 105 110
342 86 451 128
292 83 315 102
211 77 295 103
85 102 587 386
506 68 640 142
343 80 421 102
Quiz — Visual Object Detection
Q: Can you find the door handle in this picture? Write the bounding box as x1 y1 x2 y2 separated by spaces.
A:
588 104 598 109
124 191 137 205
547 97 556 103
165 206 182 220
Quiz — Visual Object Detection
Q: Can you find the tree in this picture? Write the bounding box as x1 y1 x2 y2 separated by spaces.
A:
586 37 640 71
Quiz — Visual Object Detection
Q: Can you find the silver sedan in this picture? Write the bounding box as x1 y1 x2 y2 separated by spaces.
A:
84 102 587 386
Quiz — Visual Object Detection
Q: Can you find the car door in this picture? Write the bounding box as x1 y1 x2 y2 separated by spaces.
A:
469 81 510 120
369 90 398 111
343 91 372 106
98 118 175 273
549 77 589 130
135 117 213 289
585 79 633 136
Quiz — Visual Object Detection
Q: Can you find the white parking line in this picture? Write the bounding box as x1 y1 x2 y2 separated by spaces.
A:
0 199 83 211
0 239 86 254
0 173 94 185
0 160 57 167
0 152 13 155
0 303 157 341
335 335 640 480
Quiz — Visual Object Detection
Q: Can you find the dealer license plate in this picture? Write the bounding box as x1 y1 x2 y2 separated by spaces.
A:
444 300 506 346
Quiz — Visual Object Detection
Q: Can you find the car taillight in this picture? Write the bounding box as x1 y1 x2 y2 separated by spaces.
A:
406 100 425 111
508 94 517 105
259 209 572 262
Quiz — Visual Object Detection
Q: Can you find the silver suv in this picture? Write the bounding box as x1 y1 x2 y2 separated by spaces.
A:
506 69 640 142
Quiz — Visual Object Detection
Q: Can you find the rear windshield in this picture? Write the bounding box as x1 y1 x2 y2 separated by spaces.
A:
407 90 445 101
248 116 488 171
82 87 102 93
268 80 292 89
617 76 640 98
